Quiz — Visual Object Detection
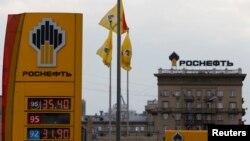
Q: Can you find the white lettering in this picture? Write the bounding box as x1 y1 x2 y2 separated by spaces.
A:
212 129 247 137
242 131 246 136
212 129 218 136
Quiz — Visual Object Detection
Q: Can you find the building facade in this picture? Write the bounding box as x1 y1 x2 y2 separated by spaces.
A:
82 103 158 141
81 67 246 141
146 68 246 140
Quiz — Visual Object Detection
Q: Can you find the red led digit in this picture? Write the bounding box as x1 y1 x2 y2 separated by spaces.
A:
64 128 70 139
57 128 63 139
42 129 48 139
29 115 35 124
48 99 55 109
51 128 55 139
57 99 63 109
64 99 70 109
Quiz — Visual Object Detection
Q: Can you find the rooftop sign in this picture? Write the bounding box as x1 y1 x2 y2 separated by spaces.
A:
169 52 234 67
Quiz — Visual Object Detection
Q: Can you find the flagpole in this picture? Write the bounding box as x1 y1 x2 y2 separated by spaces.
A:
108 21 112 141
109 66 112 141
116 0 121 140
126 70 129 136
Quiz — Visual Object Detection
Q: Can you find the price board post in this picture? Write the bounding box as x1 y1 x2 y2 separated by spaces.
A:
2 13 82 141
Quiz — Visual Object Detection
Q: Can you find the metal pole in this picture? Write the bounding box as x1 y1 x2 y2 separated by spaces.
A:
109 66 112 141
116 0 121 141
126 71 129 136
108 20 112 141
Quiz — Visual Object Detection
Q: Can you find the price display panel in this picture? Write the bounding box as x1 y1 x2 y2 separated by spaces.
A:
3 13 82 141
28 113 70 124
28 98 71 110
27 128 70 140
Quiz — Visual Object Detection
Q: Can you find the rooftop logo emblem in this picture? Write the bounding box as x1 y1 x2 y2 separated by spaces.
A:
169 52 179 67
30 18 65 67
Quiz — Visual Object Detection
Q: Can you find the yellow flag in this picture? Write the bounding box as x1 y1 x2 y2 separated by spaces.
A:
121 33 132 71
97 29 113 67
99 0 128 34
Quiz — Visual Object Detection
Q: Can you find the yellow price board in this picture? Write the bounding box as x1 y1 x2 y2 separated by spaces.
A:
2 13 82 141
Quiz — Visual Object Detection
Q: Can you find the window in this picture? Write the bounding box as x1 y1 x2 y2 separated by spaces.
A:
217 102 223 109
196 90 201 97
196 114 201 120
206 103 212 109
176 101 182 108
162 101 169 108
229 114 236 120
217 91 223 97
229 90 236 97
196 102 202 108
163 113 169 120
187 114 193 120
174 90 181 96
187 102 193 109
98 126 102 131
140 127 145 131
217 114 223 121
162 90 169 97
207 115 211 121
229 102 236 109
135 127 140 131
207 90 212 97
175 114 181 120
187 90 192 96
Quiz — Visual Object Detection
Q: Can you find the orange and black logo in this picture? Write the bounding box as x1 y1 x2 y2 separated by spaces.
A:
30 18 65 67
173 132 183 141
169 52 179 67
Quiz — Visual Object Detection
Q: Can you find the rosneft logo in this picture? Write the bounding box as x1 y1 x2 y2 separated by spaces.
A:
30 18 65 67
168 52 234 67
173 132 183 141
123 49 131 56
169 52 179 67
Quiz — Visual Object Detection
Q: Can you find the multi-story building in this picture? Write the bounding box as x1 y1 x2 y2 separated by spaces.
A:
82 68 246 141
145 68 246 140
82 103 159 141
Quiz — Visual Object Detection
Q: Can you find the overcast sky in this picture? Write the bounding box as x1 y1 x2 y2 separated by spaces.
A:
0 0 250 124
